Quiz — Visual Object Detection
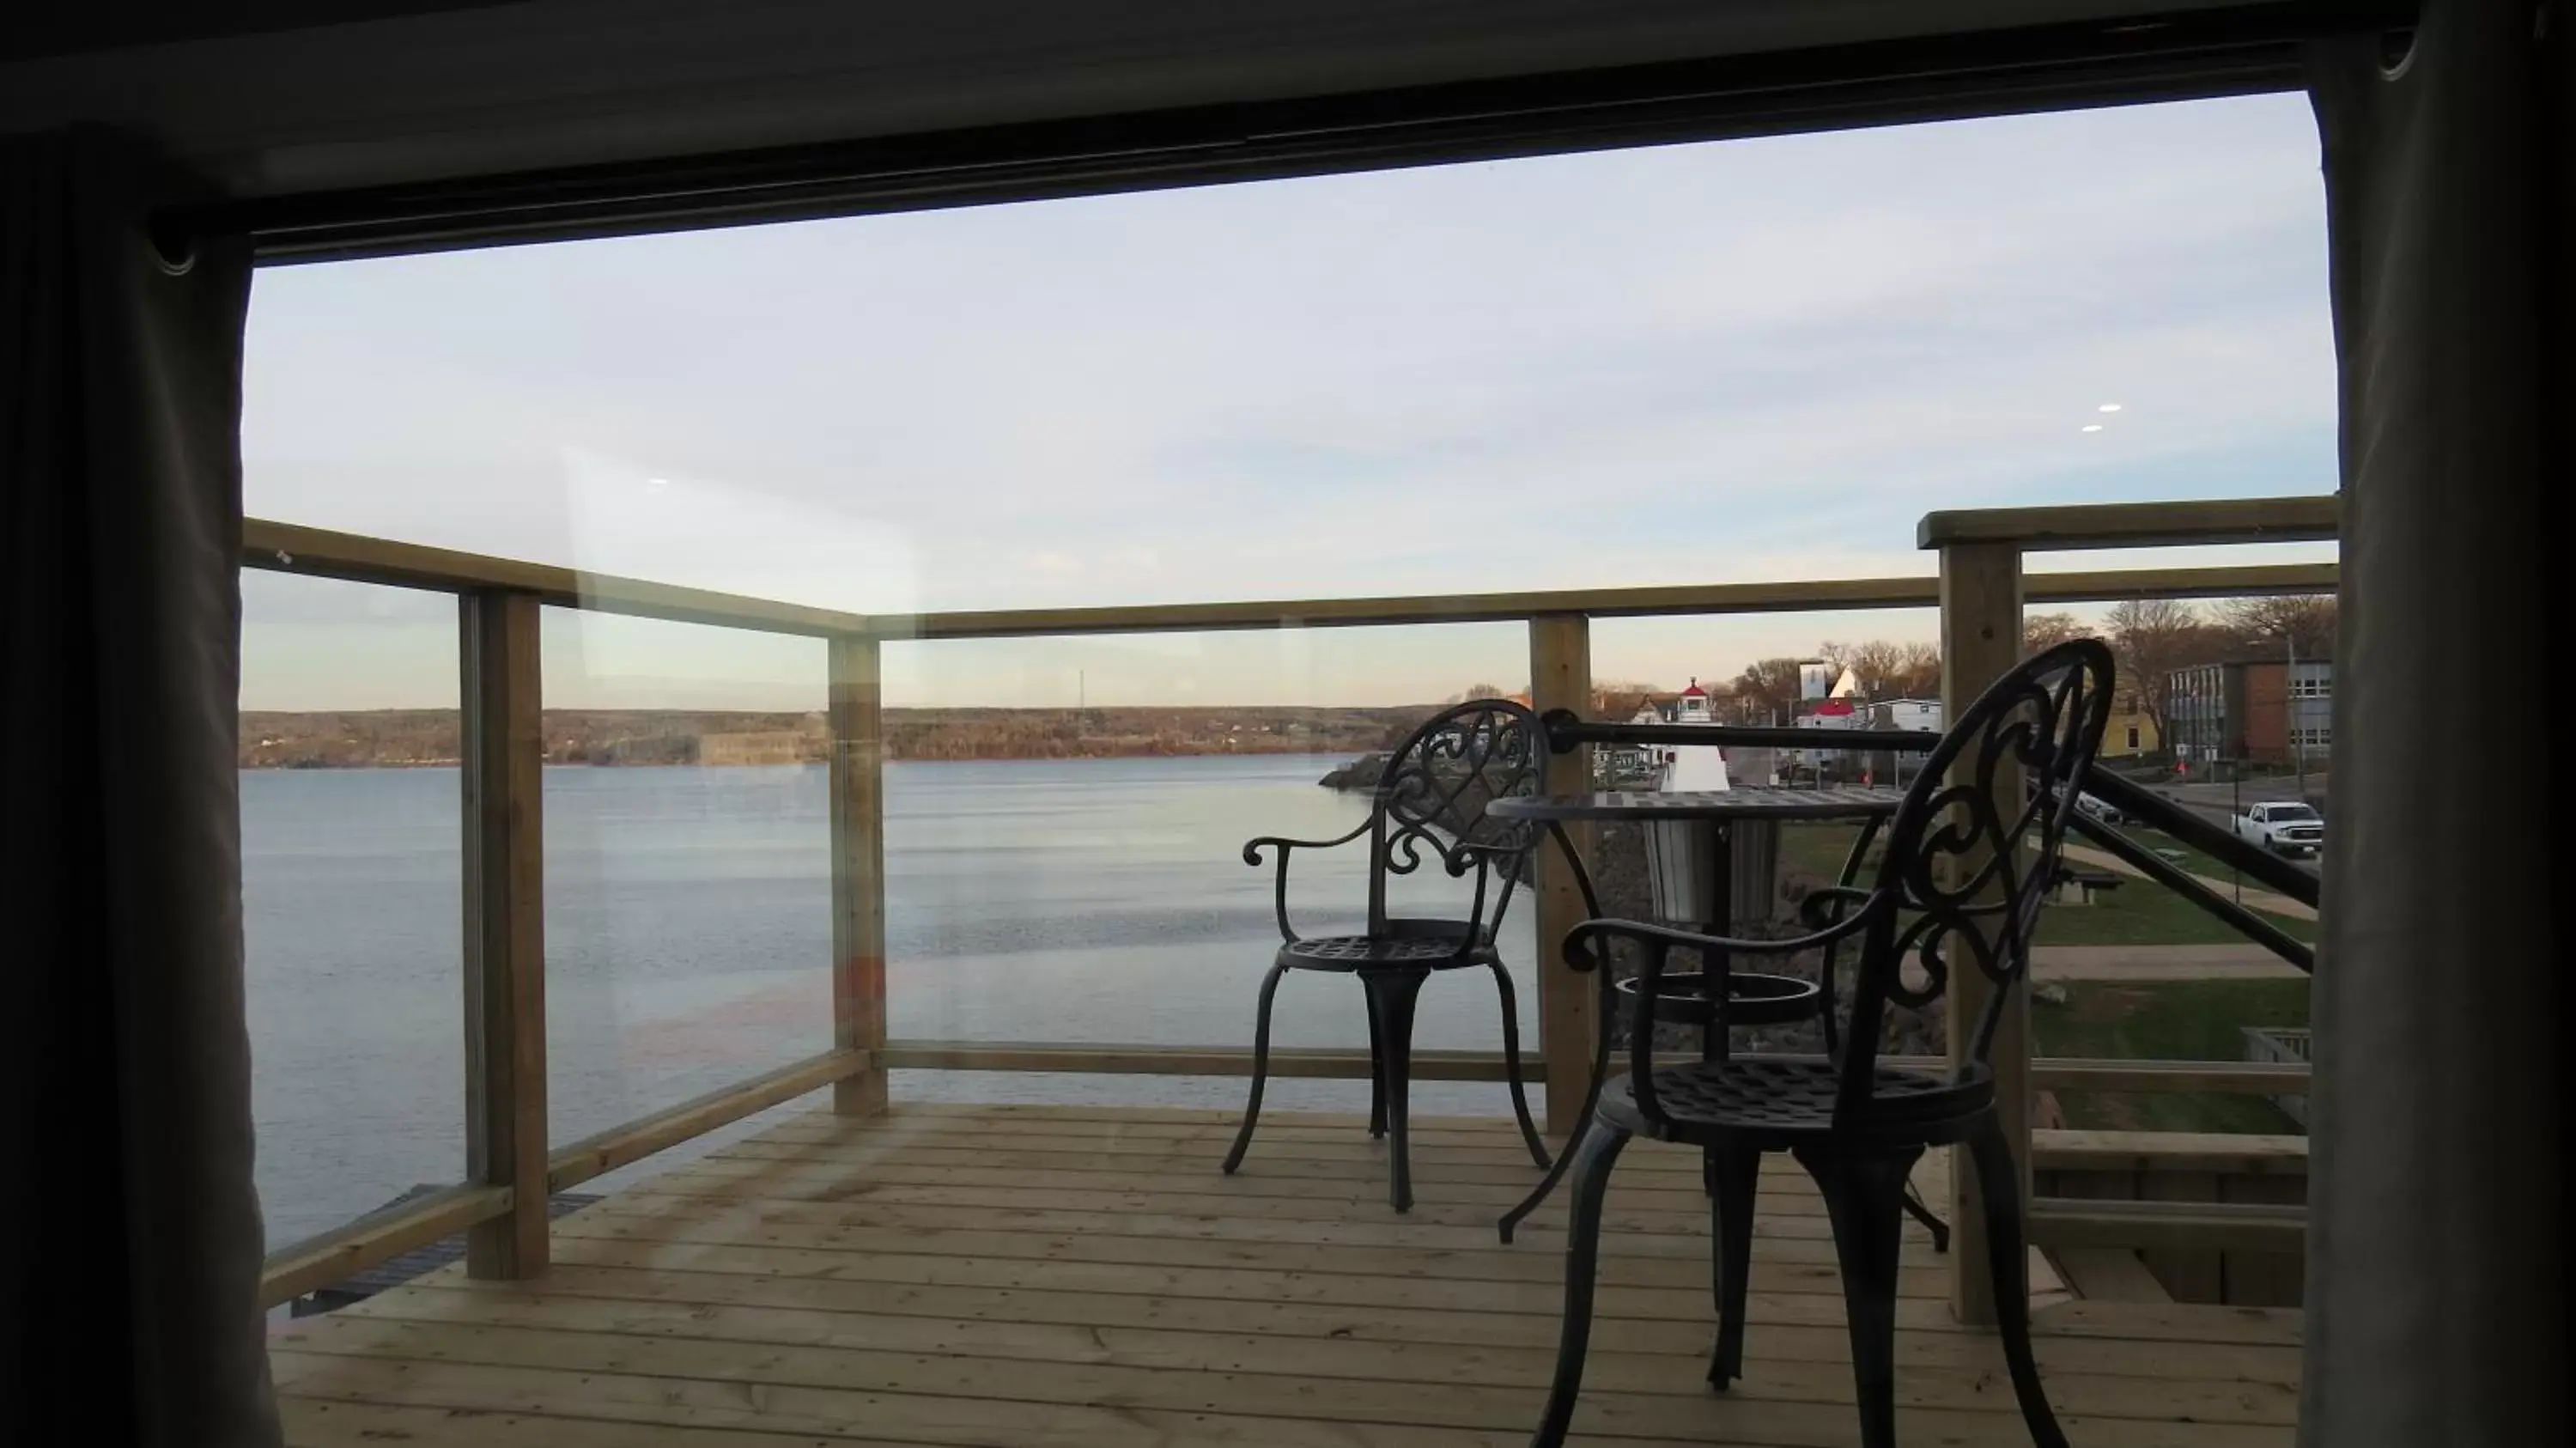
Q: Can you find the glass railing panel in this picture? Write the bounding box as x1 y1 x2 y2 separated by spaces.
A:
240 569 465 1250
881 621 1540 1116
538 609 834 1163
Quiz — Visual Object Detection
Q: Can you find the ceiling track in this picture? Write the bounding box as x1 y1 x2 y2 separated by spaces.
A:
166 0 2412 264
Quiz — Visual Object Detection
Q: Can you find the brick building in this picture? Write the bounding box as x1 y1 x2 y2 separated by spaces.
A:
2166 658 2332 765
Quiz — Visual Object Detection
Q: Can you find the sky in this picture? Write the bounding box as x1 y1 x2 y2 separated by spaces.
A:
239 92 2340 713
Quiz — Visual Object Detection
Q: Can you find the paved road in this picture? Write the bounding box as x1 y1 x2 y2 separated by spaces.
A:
2119 770 2330 829
2030 942 2308 982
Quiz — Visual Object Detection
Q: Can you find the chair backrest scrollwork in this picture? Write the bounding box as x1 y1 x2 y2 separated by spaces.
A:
1833 639 2116 1118
1368 699 1546 942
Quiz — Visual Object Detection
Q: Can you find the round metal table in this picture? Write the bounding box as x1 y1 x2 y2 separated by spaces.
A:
1491 785 1905 1052
1487 785 1904 1238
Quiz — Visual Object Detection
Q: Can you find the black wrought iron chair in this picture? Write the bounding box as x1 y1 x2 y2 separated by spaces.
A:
1529 640 2111 1448
1224 697 1551 1213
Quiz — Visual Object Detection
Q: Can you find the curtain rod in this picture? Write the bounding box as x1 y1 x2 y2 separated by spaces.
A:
159 1 2411 265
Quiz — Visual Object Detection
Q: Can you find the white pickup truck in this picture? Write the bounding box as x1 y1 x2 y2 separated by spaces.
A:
2232 800 2325 858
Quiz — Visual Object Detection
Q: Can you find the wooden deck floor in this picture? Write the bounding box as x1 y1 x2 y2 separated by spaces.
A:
270 1104 2303 1447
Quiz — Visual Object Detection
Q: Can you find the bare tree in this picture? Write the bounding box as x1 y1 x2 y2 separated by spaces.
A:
1888 641 1942 698
2216 595 2338 659
1820 639 1943 699
1733 658 1803 725
2021 611 2092 655
2104 598 2207 745
1591 679 1662 719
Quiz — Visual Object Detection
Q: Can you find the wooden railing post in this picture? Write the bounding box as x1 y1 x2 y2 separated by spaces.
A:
829 635 890 1116
1936 540 2027 1324
460 590 548 1278
1527 613 1595 1135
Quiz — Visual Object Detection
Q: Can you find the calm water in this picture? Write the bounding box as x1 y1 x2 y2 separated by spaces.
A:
244 756 1539 1244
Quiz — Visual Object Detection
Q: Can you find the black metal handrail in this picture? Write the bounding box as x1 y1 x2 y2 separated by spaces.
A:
1538 708 1939 756
2081 770 2322 909
2066 813 2314 972
1540 706 2318 974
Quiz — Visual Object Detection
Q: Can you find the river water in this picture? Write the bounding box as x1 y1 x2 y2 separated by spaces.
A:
244 756 1540 1244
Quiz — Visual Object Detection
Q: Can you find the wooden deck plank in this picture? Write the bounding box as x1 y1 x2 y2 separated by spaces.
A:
652 1149 1853 1214
634 1157 1903 1239
542 1198 1953 1298
576 1189 1935 1267
325 1287 2297 1423
279 1397 948 1448
351 1265 2304 1381
276 1314 2298 1433
705 1135 1821 1190
268 1103 2300 1448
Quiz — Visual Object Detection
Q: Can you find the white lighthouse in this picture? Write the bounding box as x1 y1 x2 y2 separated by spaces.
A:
1675 678 1713 724
1656 678 1731 792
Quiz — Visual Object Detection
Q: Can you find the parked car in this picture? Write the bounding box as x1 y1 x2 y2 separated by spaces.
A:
2233 800 2325 857
2074 792 2136 825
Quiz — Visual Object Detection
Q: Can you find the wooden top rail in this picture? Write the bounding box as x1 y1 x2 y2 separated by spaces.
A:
1917 494 2341 551
247 516 2336 640
244 519 873 637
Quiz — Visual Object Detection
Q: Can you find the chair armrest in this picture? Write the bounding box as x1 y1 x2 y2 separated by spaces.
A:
1566 898 1891 1130
1242 818 1373 942
1559 900 1886 975
1797 885 1878 929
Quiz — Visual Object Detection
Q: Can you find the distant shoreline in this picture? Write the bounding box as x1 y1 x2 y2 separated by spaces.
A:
238 748 1368 770
240 705 1430 771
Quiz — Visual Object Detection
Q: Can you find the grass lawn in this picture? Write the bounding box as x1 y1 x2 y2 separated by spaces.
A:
2033 978 2311 1133
1775 824 2318 948
2120 827 2321 900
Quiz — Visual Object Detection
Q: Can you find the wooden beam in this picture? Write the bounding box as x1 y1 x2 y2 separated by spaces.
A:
1917 495 2341 551
2032 1057 2310 1095
258 1183 513 1309
875 1041 1532 1080
1527 613 1596 1136
2032 1129 2307 1177
2050 1246 2175 1304
829 636 890 1117
247 516 2332 636
2025 562 2335 603
245 519 870 637
1937 538 2026 1325
866 1045 2311 1104
459 590 549 1278
547 1049 872 1191
245 516 2333 640
887 563 2337 639
2027 1197 2309 1255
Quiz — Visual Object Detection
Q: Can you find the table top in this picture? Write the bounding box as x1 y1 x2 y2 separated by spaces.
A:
1489 784 1905 822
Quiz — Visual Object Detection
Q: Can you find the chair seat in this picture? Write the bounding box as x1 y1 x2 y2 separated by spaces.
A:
1599 1055 1991 1142
1279 933 1491 971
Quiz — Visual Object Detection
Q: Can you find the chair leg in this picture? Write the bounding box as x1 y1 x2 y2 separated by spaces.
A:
1360 968 1429 1211
1364 983 1388 1140
1222 963 1291 1176
1485 959 1551 1170
1706 1144 1762 1390
1499 982 1613 1245
1794 1142 1924 1448
1967 1117 2071 1448
1529 1123 1630 1448
1902 1182 1952 1253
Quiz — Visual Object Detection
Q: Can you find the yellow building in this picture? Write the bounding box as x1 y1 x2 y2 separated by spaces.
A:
2099 689 2162 757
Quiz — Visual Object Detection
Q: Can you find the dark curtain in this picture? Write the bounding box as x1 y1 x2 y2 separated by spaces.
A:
1 131 277 1445
2304 4 2567 1445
